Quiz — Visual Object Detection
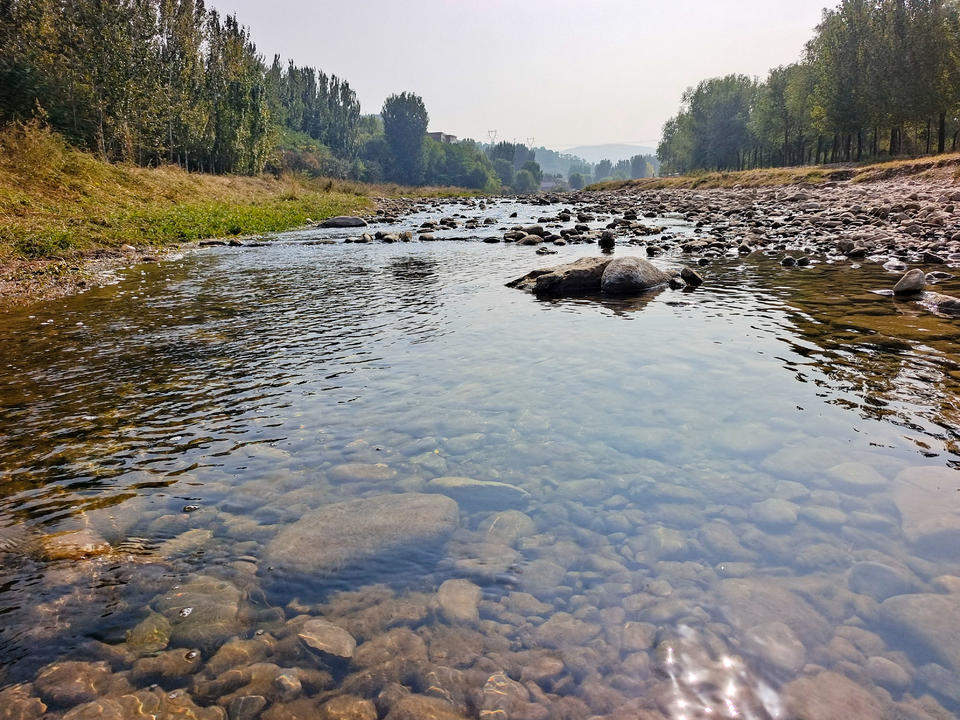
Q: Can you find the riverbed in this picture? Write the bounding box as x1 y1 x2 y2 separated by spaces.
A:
1 198 960 719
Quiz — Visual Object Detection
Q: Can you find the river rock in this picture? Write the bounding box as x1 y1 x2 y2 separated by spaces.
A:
879 593 960 673
298 619 356 660
433 579 481 625
480 510 535 546
39 528 111 561
426 476 529 510
717 578 830 644
125 612 172 655
600 256 672 295
925 291 960 314
848 561 916 601
506 257 612 296
384 695 468 720
680 267 703 286
131 648 202 683
34 660 115 707
891 466 960 555
62 687 225 720
152 575 243 652
480 671 547 720
0 684 46 719
866 656 911 691
319 216 367 228
265 493 459 574
783 671 885 720
893 268 925 295
318 695 377 720
742 621 806 674
749 498 798 528
826 462 888 493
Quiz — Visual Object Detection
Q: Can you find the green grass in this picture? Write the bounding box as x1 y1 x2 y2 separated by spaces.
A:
588 152 960 191
0 122 472 262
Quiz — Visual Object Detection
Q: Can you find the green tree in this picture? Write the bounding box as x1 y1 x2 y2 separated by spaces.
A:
381 92 428 184
514 168 538 193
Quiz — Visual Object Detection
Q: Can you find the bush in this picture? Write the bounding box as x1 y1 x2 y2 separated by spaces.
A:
569 172 586 190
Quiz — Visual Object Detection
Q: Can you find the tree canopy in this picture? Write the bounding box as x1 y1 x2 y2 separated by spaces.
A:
658 0 960 174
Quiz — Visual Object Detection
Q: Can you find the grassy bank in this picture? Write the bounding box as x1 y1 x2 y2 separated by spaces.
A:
589 152 960 191
0 123 467 263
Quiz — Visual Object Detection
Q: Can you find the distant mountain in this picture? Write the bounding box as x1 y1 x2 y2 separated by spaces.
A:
562 143 656 164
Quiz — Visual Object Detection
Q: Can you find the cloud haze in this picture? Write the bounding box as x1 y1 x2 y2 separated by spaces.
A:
211 0 828 150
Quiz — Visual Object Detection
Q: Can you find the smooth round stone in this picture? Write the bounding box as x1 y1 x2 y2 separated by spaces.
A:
865 656 911 691
783 671 885 720
426 476 530 510
318 695 377 720
749 498 798 528
265 493 459 573
848 561 916 601
298 619 356 659
33 661 114 707
826 462 888 493
743 621 806 674
798 505 847 527
434 579 481 625
329 463 397 482
39 528 111 561
880 594 960 673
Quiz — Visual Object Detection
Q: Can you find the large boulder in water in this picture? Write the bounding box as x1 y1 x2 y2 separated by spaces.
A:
318 216 368 228
506 257 612 296
600 256 673 295
265 493 459 574
893 268 925 295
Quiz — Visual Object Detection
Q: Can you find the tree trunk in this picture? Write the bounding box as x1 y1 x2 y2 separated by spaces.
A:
856 130 863 161
938 112 946 154
926 118 932 155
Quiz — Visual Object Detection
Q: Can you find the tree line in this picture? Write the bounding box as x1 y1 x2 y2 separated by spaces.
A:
0 0 503 189
657 0 960 174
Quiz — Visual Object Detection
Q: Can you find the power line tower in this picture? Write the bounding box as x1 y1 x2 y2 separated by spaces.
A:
487 130 498 145
526 137 535 149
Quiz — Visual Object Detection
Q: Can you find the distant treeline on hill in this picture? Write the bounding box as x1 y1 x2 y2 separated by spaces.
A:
658 0 960 174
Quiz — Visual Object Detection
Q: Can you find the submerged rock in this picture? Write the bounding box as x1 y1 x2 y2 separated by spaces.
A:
783 671 885 720
879 593 960 673
34 660 116 708
892 466 960 555
600 256 673 295
39 528 111 561
426 476 529 510
298 619 356 660
265 493 459 574
152 575 243 652
433 579 481 625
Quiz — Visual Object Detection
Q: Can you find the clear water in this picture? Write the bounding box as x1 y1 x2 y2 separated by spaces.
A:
1 200 960 718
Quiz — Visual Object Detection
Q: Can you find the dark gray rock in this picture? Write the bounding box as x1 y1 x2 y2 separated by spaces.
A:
319 216 367 228
600 257 672 295
893 268 926 295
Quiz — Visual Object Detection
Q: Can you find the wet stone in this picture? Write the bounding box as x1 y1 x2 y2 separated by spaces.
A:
39 528 111 561
848 561 916 601
892 466 960 556
131 647 201 682
0 684 46 720
742 621 806 675
34 660 115 708
152 575 243 652
427 476 530 510
783 671 885 720
298 618 356 659
62 687 226 720
827 462 888 493
880 593 960 673
433 579 481 625
125 611 172 655
265 493 460 574
480 510 535 546
749 498 798 528
317 695 378 720
227 695 267 720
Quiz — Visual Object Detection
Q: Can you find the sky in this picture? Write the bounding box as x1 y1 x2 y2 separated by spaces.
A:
211 0 829 151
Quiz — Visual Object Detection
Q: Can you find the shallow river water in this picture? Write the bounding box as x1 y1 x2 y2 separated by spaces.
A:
2 199 960 719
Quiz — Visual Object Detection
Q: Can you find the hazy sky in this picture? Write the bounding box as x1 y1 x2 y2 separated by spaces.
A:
212 0 829 151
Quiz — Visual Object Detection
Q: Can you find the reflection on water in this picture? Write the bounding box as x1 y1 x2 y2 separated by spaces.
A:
1 200 960 718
